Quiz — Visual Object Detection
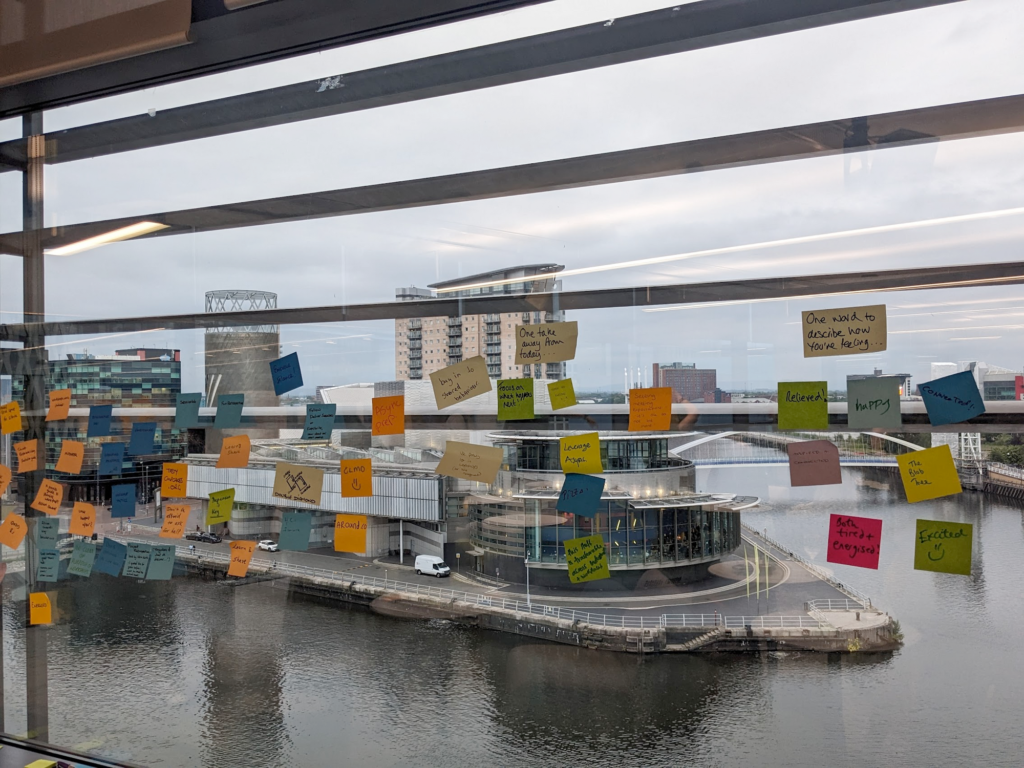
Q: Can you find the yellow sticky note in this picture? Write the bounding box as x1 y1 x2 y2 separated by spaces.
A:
0 401 21 434
68 502 96 537
45 388 72 421
216 435 251 468
0 464 10 496
30 479 64 516
227 540 256 577
14 440 37 473
429 356 492 409
802 304 886 357
778 382 828 430
207 488 235 526
29 592 51 625
161 462 188 498
0 513 27 549
55 439 85 474
514 321 578 365
372 395 404 436
914 519 972 575
629 387 672 431
548 378 577 410
897 445 962 503
340 458 373 497
435 441 503 484
272 462 324 505
559 433 603 474
334 514 367 554
565 534 610 583
25 761 58 768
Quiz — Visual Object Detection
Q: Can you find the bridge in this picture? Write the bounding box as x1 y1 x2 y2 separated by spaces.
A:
671 431 924 467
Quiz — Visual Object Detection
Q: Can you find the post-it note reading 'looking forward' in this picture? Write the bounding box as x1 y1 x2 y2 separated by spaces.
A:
430 356 491 409
915 519 972 575
787 440 841 487
897 444 962 503
629 388 672 431
919 370 985 426
847 377 902 430
559 433 603 474
514 321 578 364
497 378 535 420
778 382 828 430
827 514 882 569
435 442 503 484
802 304 886 357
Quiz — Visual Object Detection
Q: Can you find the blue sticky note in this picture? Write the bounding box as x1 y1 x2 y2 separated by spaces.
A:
555 473 606 517
128 422 157 455
68 540 97 578
302 403 336 440
146 544 176 581
99 443 126 475
36 517 59 549
269 352 303 396
175 392 202 428
111 484 136 518
94 539 127 577
278 512 312 552
123 542 151 579
919 370 986 427
37 549 60 583
87 404 113 437
214 394 245 428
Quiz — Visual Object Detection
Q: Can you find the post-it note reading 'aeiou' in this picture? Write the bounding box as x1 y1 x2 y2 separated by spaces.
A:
565 534 610 584
826 514 882 569
430 356 492 409
897 444 962 503
802 304 886 357
914 519 972 575
778 382 828 430
514 321 578 365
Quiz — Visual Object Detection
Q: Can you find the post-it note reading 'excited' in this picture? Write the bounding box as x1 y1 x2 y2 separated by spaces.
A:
787 440 841 487
802 304 886 357
847 377 902 429
919 370 985 426
827 514 882 569
435 441 503 484
514 321 578 365
914 519 972 575
629 388 672 431
497 378 535 420
778 382 828 430
430 356 491 409
559 433 603 474
897 444 962 503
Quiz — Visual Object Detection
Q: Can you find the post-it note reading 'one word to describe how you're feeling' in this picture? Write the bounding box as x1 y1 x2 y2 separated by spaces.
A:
897 444 963 503
787 440 842 487
430 356 491 409
919 370 985 426
802 304 886 357
914 519 972 576
435 441 503 484
565 534 610 584
827 514 882 569
847 376 902 430
514 321 578 365
778 382 828 430
497 378 535 420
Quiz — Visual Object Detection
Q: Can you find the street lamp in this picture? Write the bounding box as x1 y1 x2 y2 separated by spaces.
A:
525 554 531 609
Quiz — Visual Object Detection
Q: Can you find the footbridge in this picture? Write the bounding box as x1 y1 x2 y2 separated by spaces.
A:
672 431 923 467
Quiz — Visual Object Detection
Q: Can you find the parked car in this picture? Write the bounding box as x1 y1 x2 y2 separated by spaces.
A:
258 540 279 552
185 531 222 544
415 554 451 578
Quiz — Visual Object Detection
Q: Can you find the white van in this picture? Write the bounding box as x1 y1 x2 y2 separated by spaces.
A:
415 555 451 578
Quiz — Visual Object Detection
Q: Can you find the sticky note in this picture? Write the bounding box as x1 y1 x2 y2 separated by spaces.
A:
435 441 503 484
548 378 577 410
228 540 256 577
269 352 303 396
430 356 492 409
69 502 96 538
279 512 312 552
787 440 842 486
15 440 38 473
914 518 973 575
0 464 10 496
334 514 367 554
160 504 190 539
556 474 605 517
629 387 672 431
827 514 882 569
301 403 336 440
30 478 64 515
67 540 97 578
216 435 251 468
565 534 610 583
36 549 59 583
45 389 71 421
28 593 51 625
371 395 404 436
207 488 235 525
272 462 324 505
514 321 578 364
0 514 27 549
25 760 58 768
497 378 535 421
123 542 151 579
161 462 188 498
98 443 126 475
127 422 157 455
802 304 886 357
87 404 113 437
111 483 136 518
0 401 21 434
847 377 902 429
93 539 127 577
214 394 244 428
559 433 603 474
36 517 59 549
778 382 828 430
919 370 985 426
175 392 202 428
897 445 962 503
340 458 373 497
55 440 85 474
146 544 176 581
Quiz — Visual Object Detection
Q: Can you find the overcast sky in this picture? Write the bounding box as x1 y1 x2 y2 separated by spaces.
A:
2 0 1024 395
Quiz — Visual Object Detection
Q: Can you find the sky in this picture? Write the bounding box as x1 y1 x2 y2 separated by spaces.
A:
2 0 1024 395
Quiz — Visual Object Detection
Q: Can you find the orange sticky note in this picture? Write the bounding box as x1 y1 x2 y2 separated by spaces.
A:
161 462 188 498
45 389 72 421
216 435 251 468
334 514 367 554
160 504 190 539
372 395 405 436
29 592 52 625
227 540 256 577
340 458 373 497
0 513 27 549
629 388 672 431
0 464 10 496
0 401 21 434
69 502 96 537
55 439 85 475
31 479 64 516
14 440 38 473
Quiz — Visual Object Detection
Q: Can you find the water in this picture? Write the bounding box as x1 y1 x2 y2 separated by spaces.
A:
1 461 1021 767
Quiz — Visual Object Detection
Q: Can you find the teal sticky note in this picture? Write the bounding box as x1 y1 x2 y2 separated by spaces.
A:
214 394 244 428
919 370 985 426
36 517 59 550
556 474 605 517
270 352 303 396
128 422 156 455
778 381 828 430
37 549 59 582
111 483 135 518
175 393 202 428
123 542 151 579
94 539 127 576
68 540 97 578
278 512 311 552
99 442 126 475
87 404 113 437
146 544 176 581
848 377 902 430
497 378 535 420
302 403 336 440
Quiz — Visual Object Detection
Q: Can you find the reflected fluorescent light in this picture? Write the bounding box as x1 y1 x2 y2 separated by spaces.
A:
891 324 1024 334
948 336 1002 341
46 222 168 256
20 328 167 352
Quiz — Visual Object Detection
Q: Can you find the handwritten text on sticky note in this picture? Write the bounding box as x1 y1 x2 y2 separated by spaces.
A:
514 321 578 365
787 440 841 487
847 377 902 430
778 382 828 430
272 462 324 505
802 304 886 357
565 534 610 584
548 378 577 410
430 356 491 409
897 445 962 503
827 514 881 569
497 378 535 421
371 395 404 436
341 458 373 497
919 370 985 426
629 387 672 431
560 433 603 474
914 519 972 575
435 441 503 484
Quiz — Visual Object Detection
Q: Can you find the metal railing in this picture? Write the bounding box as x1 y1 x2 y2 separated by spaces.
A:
806 599 867 612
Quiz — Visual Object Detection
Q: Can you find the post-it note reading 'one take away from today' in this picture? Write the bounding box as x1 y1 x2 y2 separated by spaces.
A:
430 356 491 409
801 304 886 357
435 442 503 484
629 387 672 431
847 377 902 430
514 321 578 365
827 514 882 569
497 378 535 421
919 370 985 426
787 440 842 487
559 433 603 474
778 382 828 430
898 444 962 503
914 519 972 575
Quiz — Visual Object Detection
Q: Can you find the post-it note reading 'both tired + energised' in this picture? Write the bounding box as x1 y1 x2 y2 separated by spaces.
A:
801 304 886 357
778 382 828 430
787 440 842 487
430 356 492 409
497 378 534 420
897 444 962 503
919 370 985 426
826 514 882 569
914 519 972 576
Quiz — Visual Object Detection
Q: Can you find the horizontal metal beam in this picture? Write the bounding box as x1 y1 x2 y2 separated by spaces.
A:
0 0 963 172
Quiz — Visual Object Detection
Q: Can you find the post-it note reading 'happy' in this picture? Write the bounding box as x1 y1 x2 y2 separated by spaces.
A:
430 356 492 410
897 444 962 503
827 514 882 569
514 321 578 365
847 377 902 430
435 441 503 484
919 370 985 426
559 433 603 474
802 304 886 357
371 395 404 436
548 378 577 410
914 519 972 575
497 378 535 421
787 440 841 487
778 382 828 430
629 388 672 431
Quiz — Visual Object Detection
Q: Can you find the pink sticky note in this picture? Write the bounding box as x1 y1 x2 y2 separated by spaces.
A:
827 514 882 569
787 440 842 487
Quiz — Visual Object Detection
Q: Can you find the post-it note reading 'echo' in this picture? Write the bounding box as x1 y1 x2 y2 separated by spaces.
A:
435 442 503 484
914 519 972 575
802 304 886 357
430 356 491 409
897 444 962 503
778 382 828 430
514 321 578 365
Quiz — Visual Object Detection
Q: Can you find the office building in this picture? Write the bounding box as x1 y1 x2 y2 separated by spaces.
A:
847 368 912 398
652 363 717 402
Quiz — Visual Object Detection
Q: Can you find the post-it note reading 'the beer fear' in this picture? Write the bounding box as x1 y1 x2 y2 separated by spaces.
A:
802 304 886 357
897 444 962 503
827 514 882 569
914 519 972 576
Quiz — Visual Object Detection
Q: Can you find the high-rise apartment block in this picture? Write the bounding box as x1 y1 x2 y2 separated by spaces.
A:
652 362 717 402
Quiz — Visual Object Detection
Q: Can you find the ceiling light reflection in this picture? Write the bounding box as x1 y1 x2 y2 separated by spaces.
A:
45 222 169 256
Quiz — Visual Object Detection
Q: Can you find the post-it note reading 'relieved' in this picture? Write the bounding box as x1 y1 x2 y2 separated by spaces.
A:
372 395 404 436
29 592 51 625
146 544 176 581
548 378 577 410
335 514 368 554
228 540 256 577
556 474 605 517
778 382 828 430
175 392 202 428
30 479 64 515
847 377 902 430
898 444 962 503
269 351 303 396
559 433 603 474
99 442 126 475
214 394 244 428
272 462 324 505
802 304 886 357
55 440 85 474
340 458 372 497
514 321 579 365
207 488 235 525
787 441 842 487
161 462 188 498
430 356 492 409
216 435 251 468
111 483 136 518
0 464 10 496
14 439 37 472
302 403 336 440
0 401 21 434
914 519 972 575
279 512 312 551
94 539 127 576
629 387 672 431
919 370 986 426
497 378 535 420
435 442 503 484
45 388 71 421
0 513 27 549
69 502 96 537
565 534 610 584
127 421 157 455
68 540 97 578
160 505 190 539
87 404 113 437
827 514 882 569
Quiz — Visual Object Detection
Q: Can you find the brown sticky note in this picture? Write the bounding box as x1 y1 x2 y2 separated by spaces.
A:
435 441 503 484
429 356 492 409
55 440 85 475
0 513 27 549
787 440 842 487
802 304 886 357
216 435 251 468
160 504 190 539
372 395 405 436
334 514 367 554
161 462 188 498
628 388 672 431
272 462 324 505
68 502 96 537
340 458 372 497
14 440 38 473
29 592 52 625
45 389 72 421
227 540 256 577
0 401 21 435
514 321 579 365
0 464 10 496
30 478 64 515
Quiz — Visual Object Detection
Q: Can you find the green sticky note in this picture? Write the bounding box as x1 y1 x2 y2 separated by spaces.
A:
207 488 235 526
497 378 535 421
778 381 828 430
565 534 610 584
548 378 577 410
914 519 972 575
